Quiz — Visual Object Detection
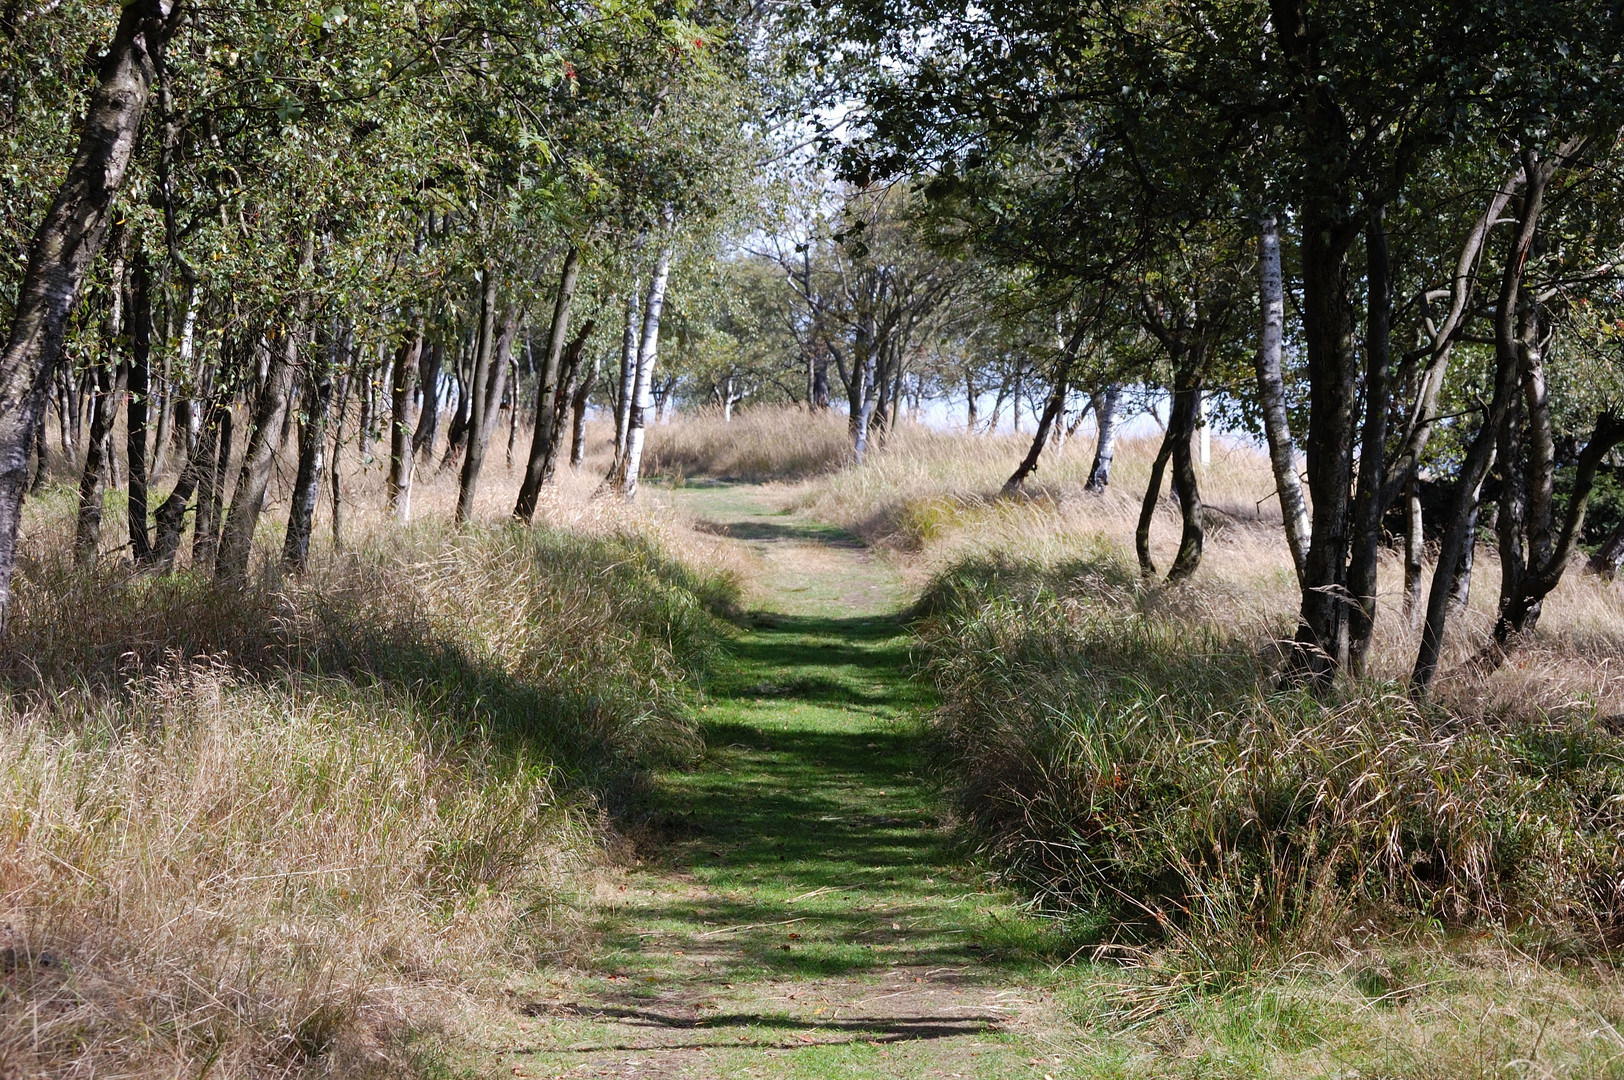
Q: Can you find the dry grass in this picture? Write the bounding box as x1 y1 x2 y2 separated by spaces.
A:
750 410 1624 717
644 405 853 482
0 664 585 1077
0 415 740 1077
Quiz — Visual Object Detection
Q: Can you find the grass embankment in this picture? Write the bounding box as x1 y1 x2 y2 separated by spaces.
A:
0 483 736 1077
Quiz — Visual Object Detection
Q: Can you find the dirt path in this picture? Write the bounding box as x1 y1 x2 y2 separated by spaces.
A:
497 483 1075 1080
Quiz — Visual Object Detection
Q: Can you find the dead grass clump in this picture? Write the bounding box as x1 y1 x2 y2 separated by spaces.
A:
916 555 1624 951
645 406 851 481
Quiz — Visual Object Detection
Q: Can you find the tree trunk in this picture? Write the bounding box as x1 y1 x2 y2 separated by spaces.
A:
1413 147 1557 695
505 348 519 468
620 244 674 499
570 346 600 470
387 328 420 522
1002 326 1082 496
535 321 595 491
1586 516 1624 580
516 246 581 521
1166 365 1205 582
151 394 223 572
611 288 640 477
456 273 515 524
0 0 177 630
1482 411 1624 669
1254 214 1311 586
851 345 877 465
151 279 193 478
1084 384 1122 492
1347 209 1391 675
193 404 232 568
440 335 472 471
1289 214 1361 685
72 361 126 564
216 318 304 583
281 339 335 574
126 253 153 563
411 334 442 458
1136 432 1176 578
329 365 352 548
1403 475 1425 627
1447 500 1482 616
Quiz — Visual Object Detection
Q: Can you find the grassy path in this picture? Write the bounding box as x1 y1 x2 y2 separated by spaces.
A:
499 483 1075 1079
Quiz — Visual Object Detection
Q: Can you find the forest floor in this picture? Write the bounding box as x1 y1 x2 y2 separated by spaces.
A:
486 482 1080 1079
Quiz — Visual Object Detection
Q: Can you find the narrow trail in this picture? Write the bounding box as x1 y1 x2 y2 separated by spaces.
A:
501 484 1073 1080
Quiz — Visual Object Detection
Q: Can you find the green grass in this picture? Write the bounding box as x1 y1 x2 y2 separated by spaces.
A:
477 485 1624 1080
498 485 1074 1077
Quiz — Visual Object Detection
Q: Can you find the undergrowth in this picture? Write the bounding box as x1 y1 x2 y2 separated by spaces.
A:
0 521 737 1077
914 553 1624 954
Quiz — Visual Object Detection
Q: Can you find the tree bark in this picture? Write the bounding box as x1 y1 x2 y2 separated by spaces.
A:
193 403 231 568
535 321 595 490
151 393 223 572
386 327 420 522
1288 213 1361 684
1480 412 1624 669
0 0 178 629
216 313 305 584
281 337 335 574
1255 214 1311 587
1166 364 1205 582
620 243 674 499
1413 147 1558 695
126 253 154 563
457 276 517 524
1084 384 1122 492
1137 432 1176 578
570 345 600 470
411 334 442 458
72 361 126 564
1586 516 1624 580
611 287 639 476
516 246 581 521
1403 475 1425 627
1347 209 1391 675
454 271 500 522
1002 326 1083 496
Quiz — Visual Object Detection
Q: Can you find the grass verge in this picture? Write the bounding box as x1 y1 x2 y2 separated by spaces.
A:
0 515 737 1077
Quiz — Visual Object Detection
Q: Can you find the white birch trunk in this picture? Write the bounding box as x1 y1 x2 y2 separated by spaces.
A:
620 243 674 499
1255 215 1311 584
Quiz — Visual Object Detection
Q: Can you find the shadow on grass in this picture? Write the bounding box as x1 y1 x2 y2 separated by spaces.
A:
694 518 864 546
523 1000 1000 1047
600 609 1066 981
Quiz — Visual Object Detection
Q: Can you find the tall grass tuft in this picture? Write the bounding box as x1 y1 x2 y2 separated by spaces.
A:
916 555 1624 951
